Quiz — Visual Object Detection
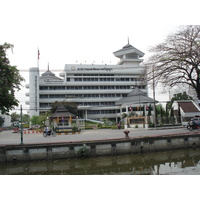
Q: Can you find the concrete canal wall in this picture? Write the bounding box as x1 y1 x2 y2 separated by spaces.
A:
0 132 200 163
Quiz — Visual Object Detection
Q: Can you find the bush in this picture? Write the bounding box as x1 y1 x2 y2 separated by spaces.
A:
72 126 78 132
97 123 102 128
149 122 154 127
76 143 89 158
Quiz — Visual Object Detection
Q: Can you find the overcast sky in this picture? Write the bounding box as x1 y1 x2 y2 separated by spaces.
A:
1 0 199 112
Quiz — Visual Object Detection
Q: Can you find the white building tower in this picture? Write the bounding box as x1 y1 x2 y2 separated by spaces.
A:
26 67 40 118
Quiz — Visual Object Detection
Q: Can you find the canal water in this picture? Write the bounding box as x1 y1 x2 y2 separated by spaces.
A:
1 147 200 175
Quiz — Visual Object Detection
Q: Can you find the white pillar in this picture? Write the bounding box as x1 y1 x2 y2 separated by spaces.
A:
85 110 88 120
126 105 128 114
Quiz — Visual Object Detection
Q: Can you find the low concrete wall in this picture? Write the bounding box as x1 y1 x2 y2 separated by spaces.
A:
0 132 200 163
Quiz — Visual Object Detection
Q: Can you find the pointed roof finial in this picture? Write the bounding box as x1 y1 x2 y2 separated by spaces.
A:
128 37 129 45
47 62 49 71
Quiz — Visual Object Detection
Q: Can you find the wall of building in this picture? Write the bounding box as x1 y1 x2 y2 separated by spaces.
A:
0 114 11 127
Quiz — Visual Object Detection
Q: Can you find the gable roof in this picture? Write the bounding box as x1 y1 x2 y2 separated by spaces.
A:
116 88 158 106
178 101 200 112
50 105 76 118
113 43 145 58
40 68 62 80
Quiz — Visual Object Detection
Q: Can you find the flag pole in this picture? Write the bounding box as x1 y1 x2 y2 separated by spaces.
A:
37 48 40 68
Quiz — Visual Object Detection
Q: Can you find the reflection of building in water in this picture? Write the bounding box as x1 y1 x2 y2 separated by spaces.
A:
2 148 200 175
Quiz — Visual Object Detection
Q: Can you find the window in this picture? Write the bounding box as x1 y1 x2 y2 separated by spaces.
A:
40 86 48 90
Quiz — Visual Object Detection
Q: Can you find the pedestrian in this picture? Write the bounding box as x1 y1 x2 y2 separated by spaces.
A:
117 122 121 130
44 125 49 134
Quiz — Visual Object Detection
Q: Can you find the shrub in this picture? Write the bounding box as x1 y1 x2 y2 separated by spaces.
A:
97 123 102 128
76 143 89 158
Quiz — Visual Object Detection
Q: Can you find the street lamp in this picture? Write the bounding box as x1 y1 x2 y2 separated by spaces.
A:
20 105 23 145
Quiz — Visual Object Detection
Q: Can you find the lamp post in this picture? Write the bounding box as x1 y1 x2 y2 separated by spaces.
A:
20 105 23 145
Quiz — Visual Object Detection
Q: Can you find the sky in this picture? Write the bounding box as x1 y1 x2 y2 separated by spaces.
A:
1 0 200 113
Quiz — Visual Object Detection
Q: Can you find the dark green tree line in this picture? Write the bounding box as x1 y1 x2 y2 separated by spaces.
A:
0 43 24 114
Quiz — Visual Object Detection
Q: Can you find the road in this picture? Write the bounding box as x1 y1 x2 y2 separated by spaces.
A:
0 127 193 146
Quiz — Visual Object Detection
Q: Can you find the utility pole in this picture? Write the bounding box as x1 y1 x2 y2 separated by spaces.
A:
153 66 156 127
20 105 23 145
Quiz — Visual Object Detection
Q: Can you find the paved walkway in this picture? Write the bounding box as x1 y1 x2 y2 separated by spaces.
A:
0 126 194 146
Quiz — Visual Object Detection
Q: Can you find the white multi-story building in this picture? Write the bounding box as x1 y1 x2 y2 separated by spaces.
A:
26 42 148 122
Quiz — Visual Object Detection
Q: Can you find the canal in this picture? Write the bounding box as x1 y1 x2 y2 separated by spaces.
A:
1 147 200 175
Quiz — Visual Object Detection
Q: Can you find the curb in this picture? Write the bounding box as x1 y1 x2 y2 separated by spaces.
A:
23 131 43 134
57 132 81 135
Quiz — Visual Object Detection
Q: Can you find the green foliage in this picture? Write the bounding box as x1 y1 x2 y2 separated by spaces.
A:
0 117 4 127
156 104 166 117
76 143 89 158
11 112 19 122
30 115 46 127
22 114 30 124
148 104 152 116
30 115 40 126
72 125 79 132
23 124 29 128
148 122 154 127
0 43 24 114
122 113 127 119
128 111 136 117
97 123 102 128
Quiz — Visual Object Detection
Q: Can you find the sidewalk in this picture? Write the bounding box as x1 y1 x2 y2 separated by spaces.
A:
0 126 191 146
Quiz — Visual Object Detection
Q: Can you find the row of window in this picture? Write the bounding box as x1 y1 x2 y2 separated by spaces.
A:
72 78 136 82
39 101 116 108
39 85 145 90
74 74 114 76
88 110 120 114
40 93 128 99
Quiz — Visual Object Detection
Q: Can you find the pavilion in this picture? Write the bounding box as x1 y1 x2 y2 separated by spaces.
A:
116 88 158 128
49 105 76 131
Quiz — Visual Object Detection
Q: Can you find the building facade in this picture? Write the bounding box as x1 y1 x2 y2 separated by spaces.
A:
26 42 148 122
0 113 11 127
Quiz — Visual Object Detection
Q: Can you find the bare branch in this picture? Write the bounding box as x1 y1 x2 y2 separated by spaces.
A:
144 25 200 99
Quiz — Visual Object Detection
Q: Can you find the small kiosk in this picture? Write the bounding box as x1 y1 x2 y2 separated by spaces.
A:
49 105 77 133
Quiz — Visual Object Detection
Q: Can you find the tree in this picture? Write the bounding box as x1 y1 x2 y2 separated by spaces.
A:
11 112 20 122
147 104 152 116
0 117 4 127
30 115 47 127
145 25 200 99
30 115 40 126
0 43 24 114
22 114 30 124
156 104 166 117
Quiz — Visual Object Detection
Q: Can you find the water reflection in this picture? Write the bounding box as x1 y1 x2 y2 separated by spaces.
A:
1 147 200 175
